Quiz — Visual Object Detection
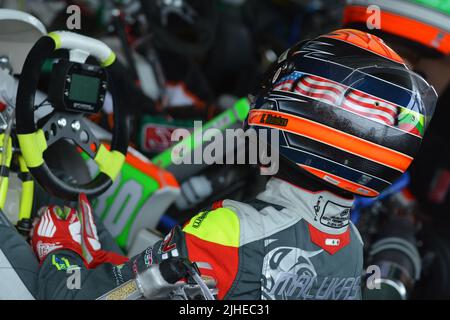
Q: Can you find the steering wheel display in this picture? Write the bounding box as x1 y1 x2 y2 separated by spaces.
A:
15 31 128 200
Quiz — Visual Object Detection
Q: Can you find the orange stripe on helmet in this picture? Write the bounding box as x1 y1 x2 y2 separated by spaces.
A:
321 28 405 63
299 164 380 197
343 6 450 55
248 109 412 172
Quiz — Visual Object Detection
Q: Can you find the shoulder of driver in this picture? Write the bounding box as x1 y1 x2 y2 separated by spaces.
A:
182 207 240 248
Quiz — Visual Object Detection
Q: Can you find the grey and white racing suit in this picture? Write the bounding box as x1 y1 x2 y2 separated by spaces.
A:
0 210 38 299
37 177 364 300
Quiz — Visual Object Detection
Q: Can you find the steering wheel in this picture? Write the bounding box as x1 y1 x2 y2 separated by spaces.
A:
15 31 128 201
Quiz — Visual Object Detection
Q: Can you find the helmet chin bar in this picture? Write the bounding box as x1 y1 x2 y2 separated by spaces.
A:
15 31 128 201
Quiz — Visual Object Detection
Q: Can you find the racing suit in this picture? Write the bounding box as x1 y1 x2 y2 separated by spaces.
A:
37 178 363 300
0 209 38 299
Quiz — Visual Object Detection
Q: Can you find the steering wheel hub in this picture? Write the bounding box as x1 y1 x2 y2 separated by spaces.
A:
15 31 129 200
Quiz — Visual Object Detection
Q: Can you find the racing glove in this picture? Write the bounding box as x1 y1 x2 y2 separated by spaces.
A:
31 205 82 263
31 193 128 269
77 193 128 268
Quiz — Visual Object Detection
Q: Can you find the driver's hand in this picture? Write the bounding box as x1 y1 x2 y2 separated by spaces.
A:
31 193 128 269
77 193 129 268
31 205 84 263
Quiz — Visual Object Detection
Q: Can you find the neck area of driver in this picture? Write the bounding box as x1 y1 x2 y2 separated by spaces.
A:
257 177 355 235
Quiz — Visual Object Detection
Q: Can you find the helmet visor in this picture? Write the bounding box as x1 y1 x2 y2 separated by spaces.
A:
273 62 438 138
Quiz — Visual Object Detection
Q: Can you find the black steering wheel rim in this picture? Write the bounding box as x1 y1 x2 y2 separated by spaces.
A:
15 33 128 201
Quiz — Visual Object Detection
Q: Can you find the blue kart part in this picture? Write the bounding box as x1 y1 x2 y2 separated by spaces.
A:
351 172 411 224
158 214 179 232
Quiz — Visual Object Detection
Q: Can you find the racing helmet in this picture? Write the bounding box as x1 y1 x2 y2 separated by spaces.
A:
0 9 47 74
343 0 450 56
246 29 438 197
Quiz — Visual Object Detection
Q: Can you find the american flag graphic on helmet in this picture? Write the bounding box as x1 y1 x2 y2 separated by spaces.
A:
273 71 399 126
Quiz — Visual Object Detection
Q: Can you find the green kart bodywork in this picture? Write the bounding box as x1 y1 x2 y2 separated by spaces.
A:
84 98 250 250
